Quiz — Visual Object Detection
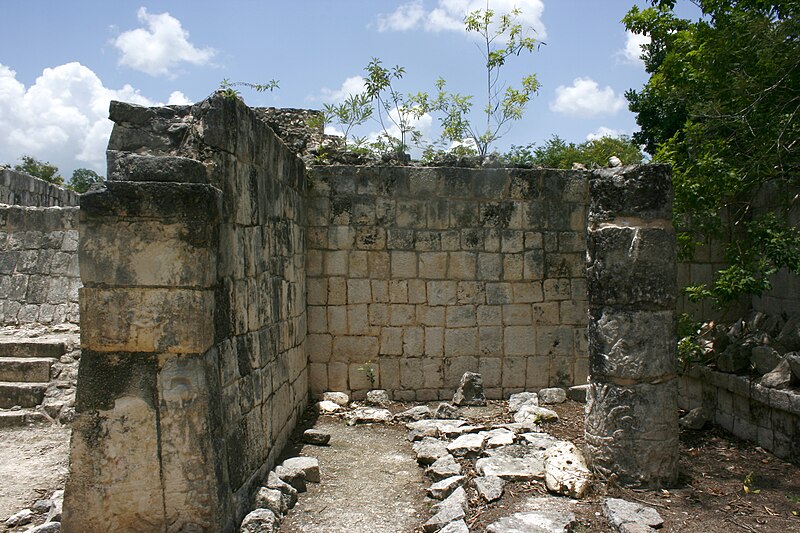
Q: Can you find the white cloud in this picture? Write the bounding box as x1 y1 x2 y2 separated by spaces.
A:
319 76 367 103
586 126 624 141
167 90 192 105
549 77 625 118
0 62 183 176
113 7 214 77
377 0 547 39
618 30 650 66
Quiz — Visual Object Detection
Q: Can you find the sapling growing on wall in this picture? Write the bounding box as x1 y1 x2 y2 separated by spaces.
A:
217 78 280 100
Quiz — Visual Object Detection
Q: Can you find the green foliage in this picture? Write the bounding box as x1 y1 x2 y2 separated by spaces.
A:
431 7 542 157
676 313 706 368
503 135 644 168
625 1 800 307
67 168 104 194
217 78 279 100
14 155 63 186
322 92 373 148
357 360 376 388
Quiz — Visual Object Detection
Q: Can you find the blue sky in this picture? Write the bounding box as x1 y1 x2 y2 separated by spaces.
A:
0 1 698 178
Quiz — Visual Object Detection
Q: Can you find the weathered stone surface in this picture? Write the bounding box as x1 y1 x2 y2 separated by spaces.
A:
486 508 577 533
483 428 515 448
303 428 331 446
759 359 793 389
520 433 561 451
589 165 672 223
432 486 468 513
452 371 487 406
322 391 350 405
787 352 800 380
240 508 279 533
413 437 450 465
438 519 469 533
395 405 432 422
4 508 33 527
508 392 538 412
716 343 752 373
585 381 678 488
345 406 392 425
282 456 320 483
255 487 288 518
446 432 486 458
275 464 307 493
366 389 391 407
427 475 466 500
265 471 298 509
679 407 711 430
426 454 462 481
423 500 465 532
474 475 506 502
317 400 343 414
777 315 800 352
544 442 592 499
751 345 783 375
603 498 664 530
435 402 461 419
45 489 64 523
476 454 545 481
538 388 567 405
567 384 589 403
514 404 559 424
26 523 61 533
406 419 469 440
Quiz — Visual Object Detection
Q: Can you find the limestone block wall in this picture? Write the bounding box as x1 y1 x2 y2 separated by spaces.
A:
64 95 308 533
0 168 79 207
0 204 80 325
679 366 800 464
305 165 589 400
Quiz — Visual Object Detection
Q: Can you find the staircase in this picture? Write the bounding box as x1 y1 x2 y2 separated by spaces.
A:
0 337 68 428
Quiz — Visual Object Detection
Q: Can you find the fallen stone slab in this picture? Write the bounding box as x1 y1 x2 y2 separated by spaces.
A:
274 464 307 493
446 432 486 458
303 428 331 446
317 400 343 414
322 391 349 405
508 392 538 412
520 432 561 451
406 419 469 440
759 359 793 389
544 442 592 499
603 498 664 531
786 352 800 380
240 508 279 533
476 454 545 481
255 487 288 518
514 404 559 424
452 371 487 406
423 500 466 532
679 407 711 430
282 456 320 483
567 384 590 403
395 405 432 422
486 508 577 533
439 519 469 533
435 402 461 419
538 387 567 405
345 406 392 425
427 475 466 500
366 389 391 407
426 454 462 481
474 475 506 502
413 437 450 465
45 489 63 523
483 428 515 448
265 471 298 508
432 486 468 514
27 523 61 533
4 509 33 527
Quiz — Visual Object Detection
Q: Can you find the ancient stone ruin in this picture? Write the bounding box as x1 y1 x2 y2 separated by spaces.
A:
24 93 677 531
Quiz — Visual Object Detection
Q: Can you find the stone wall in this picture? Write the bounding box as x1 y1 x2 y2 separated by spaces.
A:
305 165 589 400
0 168 79 207
64 95 308 533
679 365 800 463
0 204 80 325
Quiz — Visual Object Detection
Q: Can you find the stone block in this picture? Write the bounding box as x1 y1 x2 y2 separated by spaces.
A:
502 254 523 281
486 283 512 305
456 282 484 304
504 326 536 356
423 358 445 388
379 327 404 355
532 302 560 325
502 357 527 388
347 305 370 335
368 251 390 278
307 278 327 305
543 279 571 301
448 252 476 280
526 357 550 389
503 304 532 326
327 306 347 335
419 252 448 279
512 282 543 304
389 280 408 303
307 306 328 334
349 362 380 391
404 327 425 357
478 253 502 281
349 251 369 277
327 277 346 305
323 250 348 276
425 327 444 357
332 336 378 362
523 250 544 280
379 357 400 390
447 306 477 327
589 165 672 222
391 251 418 278
309 363 328 395
369 303 389 326
328 362 348 391
80 287 214 353
418 305 445 327
408 279 427 304
479 358 502 388
477 305 502 326
400 358 424 389
479 327 503 356
347 279 372 304
445 328 478 357
428 281 458 306
560 301 587 325
389 304 416 326
371 280 389 303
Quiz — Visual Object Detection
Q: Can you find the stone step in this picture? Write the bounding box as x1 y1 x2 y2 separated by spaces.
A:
0 339 66 359
0 382 48 409
0 357 54 382
0 409 50 428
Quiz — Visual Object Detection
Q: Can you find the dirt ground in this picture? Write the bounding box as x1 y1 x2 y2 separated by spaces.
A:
0 424 70 525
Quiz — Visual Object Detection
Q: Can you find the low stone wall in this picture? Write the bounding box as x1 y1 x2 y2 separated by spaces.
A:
679 365 800 464
306 165 589 400
0 204 80 325
0 168 79 207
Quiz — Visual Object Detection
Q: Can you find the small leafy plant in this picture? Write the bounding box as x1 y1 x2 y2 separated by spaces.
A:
357 360 377 388
743 472 761 495
218 78 280 100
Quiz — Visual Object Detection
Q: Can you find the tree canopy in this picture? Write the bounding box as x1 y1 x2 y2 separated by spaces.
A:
67 168 104 194
624 0 800 306
504 135 644 169
13 155 63 186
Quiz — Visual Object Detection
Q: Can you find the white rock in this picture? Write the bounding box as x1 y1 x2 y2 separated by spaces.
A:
282 456 320 483
446 433 486 457
366 389 391 407
508 392 538 412
427 475 466 500
474 475 506 502
240 508 279 533
426 454 462 481
322 391 349 406
603 498 664 530
345 406 392 425
255 487 288 517
543 442 592 499
538 388 567 405
317 400 342 414
4 509 33 527
514 404 559 424
483 428 515 448
475 455 545 481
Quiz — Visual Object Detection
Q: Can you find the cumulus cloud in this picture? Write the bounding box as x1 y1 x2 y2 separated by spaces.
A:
0 62 184 176
319 76 367 103
586 126 624 141
377 0 547 39
113 7 214 77
549 77 625 118
618 30 650 66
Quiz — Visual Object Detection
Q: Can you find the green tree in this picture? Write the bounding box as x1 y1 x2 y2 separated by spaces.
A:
14 155 63 185
68 168 104 194
624 0 800 307
504 135 644 169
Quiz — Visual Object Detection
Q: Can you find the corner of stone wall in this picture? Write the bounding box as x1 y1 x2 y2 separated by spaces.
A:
585 164 679 488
